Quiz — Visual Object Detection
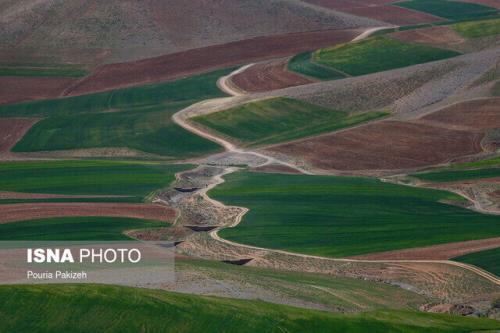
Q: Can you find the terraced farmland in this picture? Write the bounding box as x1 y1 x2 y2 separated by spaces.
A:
191 98 388 147
308 36 460 78
288 52 346 80
396 0 498 21
1 285 499 333
0 69 230 159
0 217 166 241
211 172 500 257
454 247 500 276
0 160 190 199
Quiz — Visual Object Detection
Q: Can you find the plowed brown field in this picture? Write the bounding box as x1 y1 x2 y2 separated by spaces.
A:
351 237 500 260
267 121 483 171
419 98 500 131
390 26 464 46
230 58 315 93
303 0 443 25
0 77 77 105
0 118 38 155
0 203 176 224
65 29 361 96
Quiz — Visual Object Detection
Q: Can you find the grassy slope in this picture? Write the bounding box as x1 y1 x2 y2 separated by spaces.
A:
312 36 460 77
211 172 500 257
412 156 500 182
192 97 388 147
1 285 499 333
453 17 500 38
0 217 165 241
178 259 426 311
0 160 190 198
0 63 89 77
0 69 231 159
454 247 500 276
396 0 498 21
287 52 346 80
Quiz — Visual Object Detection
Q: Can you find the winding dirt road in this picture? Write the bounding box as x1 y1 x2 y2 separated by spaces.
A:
169 25 500 286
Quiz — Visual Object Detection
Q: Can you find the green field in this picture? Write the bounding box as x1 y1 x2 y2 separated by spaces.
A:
453 17 500 38
1 285 499 333
0 69 231 158
0 217 165 241
192 98 387 147
211 172 500 257
0 160 190 199
287 52 347 80
0 63 89 77
396 0 498 21
412 156 500 182
178 258 426 311
454 247 500 276
413 168 500 182
309 36 460 78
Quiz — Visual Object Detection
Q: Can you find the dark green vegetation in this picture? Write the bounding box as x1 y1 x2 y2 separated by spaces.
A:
454 247 500 276
453 17 500 38
0 63 88 77
211 172 500 257
412 156 500 182
396 0 498 21
178 259 426 311
311 36 460 77
192 98 387 147
287 52 346 80
0 69 232 158
0 217 164 241
1 285 499 333
0 160 190 199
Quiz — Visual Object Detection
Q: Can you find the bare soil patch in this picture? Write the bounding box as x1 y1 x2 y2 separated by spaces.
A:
419 98 500 131
251 164 302 174
0 203 176 224
390 26 465 47
65 29 361 96
0 77 77 105
267 120 484 172
350 238 500 260
0 118 38 155
304 0 443 25
230 58 315 93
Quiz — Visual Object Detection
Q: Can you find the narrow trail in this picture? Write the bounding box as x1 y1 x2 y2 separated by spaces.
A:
169 25 500 287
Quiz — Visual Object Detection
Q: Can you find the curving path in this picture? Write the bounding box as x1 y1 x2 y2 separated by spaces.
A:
169 25 500 286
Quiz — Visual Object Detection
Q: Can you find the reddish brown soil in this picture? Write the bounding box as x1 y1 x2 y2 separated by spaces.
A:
0 203 176 224
304 0 443 25
0 76 77 105
0 192 128 200
458 0 500 9
0 118 38 154
251 164 302 174
65 29 361 96
230 58 315 93
268 121 483 171
390 26 464 46
351 237 500 260
419 98 500 131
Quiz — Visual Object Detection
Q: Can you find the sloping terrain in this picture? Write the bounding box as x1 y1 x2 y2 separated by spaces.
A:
211 172 500 257
2 285 499 333
303 0 443 25
64 29 362 96
0 0 377 64
0 77 77 105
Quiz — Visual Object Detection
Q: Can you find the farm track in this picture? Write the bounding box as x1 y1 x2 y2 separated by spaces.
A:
168 62 500 286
